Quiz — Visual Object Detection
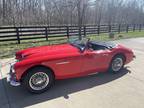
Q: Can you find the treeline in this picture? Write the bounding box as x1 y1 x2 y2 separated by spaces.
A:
0 0 144 26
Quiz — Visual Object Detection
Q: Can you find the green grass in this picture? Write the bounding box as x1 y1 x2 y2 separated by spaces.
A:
89 30 144 41
0 30 144 59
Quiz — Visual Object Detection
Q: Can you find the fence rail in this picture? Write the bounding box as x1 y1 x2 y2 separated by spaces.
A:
0 24 143 44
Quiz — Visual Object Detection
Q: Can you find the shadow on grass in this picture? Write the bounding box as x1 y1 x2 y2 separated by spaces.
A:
0 38 68 46
0 68 130 108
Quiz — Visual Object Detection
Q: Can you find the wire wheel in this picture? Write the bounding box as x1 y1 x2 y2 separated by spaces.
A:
109 55 125 73
112 57 123 72
29 72 49 91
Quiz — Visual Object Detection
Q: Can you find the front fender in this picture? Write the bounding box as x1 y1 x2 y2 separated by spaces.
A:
14 58 55 81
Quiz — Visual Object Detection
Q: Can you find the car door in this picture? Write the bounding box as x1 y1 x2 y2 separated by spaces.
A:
53 54 83 78
82 49 112 73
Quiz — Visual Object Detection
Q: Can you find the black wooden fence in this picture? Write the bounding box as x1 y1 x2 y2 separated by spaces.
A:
0 24 143 44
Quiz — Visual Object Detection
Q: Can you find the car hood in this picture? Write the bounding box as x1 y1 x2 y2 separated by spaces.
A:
16 44 79 60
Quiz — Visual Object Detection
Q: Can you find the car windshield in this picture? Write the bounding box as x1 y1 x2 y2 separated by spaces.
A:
69 38 89 51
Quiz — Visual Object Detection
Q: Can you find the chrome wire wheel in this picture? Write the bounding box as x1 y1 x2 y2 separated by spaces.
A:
112 57 123 72
29 72 49 91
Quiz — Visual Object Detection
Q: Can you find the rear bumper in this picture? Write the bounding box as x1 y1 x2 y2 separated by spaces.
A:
7 63 21 86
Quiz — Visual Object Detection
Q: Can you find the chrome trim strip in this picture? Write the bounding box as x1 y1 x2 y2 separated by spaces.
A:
56 61 70 65
88 72 99 75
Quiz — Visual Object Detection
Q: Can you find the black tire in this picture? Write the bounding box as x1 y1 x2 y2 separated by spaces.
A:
22 67 54 94
109 55 125 74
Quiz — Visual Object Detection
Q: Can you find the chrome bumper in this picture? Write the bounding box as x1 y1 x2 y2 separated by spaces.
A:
7 63 20 86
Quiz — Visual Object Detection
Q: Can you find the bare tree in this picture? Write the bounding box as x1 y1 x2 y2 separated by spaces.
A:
76 0 90 39
0 0 143 27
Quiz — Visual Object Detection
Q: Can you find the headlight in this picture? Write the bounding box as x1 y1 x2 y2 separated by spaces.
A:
15 53 25 61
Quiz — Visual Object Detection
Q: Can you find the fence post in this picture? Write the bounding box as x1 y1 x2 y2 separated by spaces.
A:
97 25 100 35
126 24 129 33
118 24 121 33
108 25 111 33
78 26 82 40
66 26 69 39
139 24 142 32
83 26 86 37
45 27 48 41
16 27 20 44
133 24 135 32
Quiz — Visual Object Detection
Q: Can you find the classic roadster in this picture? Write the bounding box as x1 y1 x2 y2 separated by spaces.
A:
7 38 135 93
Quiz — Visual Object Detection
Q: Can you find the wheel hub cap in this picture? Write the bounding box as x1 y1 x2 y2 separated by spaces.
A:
112 58 123 72
29 72 49 91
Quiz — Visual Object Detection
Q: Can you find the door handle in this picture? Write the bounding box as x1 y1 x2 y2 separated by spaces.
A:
103 54 109 56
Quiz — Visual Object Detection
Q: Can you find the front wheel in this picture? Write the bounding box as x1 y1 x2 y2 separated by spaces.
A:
109 55 125 74
22 67 54 94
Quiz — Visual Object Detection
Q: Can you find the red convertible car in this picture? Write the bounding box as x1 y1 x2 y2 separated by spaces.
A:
7 39 135 93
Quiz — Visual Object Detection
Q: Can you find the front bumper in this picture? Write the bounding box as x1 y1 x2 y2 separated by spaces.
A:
7 63 21 86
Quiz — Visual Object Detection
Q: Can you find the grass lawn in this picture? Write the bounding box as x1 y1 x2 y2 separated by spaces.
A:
89 30 144 41
0 30 144 59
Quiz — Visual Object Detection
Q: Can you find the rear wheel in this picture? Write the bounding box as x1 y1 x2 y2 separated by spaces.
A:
109 55 125 74
22 67 54 94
